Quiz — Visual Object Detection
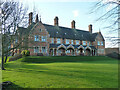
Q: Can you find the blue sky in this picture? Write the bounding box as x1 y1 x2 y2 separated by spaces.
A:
21 0 118 48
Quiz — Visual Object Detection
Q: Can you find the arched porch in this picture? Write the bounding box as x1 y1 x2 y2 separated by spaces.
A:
57 47 66 56
78 46 84 56
85 47 91 56
66 45 75 56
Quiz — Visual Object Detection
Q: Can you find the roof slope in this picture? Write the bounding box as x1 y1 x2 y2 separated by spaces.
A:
43 24 98 41
17 22 100 41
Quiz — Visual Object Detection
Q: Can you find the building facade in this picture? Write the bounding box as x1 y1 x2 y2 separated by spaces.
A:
17 12 105 56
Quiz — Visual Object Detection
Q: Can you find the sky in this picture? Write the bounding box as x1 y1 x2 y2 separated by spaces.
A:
20 0 118 48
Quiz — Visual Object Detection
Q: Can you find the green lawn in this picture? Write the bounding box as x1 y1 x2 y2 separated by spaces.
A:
2 56 118 88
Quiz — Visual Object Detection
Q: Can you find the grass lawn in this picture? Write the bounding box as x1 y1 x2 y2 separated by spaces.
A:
2 56 118 88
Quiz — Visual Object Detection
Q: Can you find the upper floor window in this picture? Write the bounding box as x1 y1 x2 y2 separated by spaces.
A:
87 41 89 46
66 39 70 44
98 41 100 46
71 40 74 44
34 35 39 41
76 40 79 45
51 38 54 43
101 41 103 46
83 41 86 45
41 36 47 42
57 38 61 44
40 29 42 32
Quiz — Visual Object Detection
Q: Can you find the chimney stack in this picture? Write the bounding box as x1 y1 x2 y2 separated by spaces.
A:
29 12 33 25
88 24 92 33
71 20 75 29
54 16 59 26
35 14 39 23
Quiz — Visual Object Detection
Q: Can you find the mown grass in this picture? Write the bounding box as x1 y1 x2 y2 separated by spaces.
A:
2 56 118 88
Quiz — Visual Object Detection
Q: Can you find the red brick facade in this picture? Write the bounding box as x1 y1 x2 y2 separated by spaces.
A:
16 13 105 56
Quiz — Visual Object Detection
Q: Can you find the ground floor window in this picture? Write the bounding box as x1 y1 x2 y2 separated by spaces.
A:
98 49 104 54
66 50 70 53
58 50 61 53
42 47 46 53
34 47 39 53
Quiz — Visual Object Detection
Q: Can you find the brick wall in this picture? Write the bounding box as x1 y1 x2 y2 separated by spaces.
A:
28 22 50 56
94 33 105 55
105 48 119 55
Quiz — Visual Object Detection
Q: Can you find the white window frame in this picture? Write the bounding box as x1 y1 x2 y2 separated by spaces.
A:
34 35 39 41
83 41 86 45
101 41 103 46
67 50 70 53
41 36 47 42
76 40 79 45
34 47 39 53
57 38 61 44
66 39 70 44
71 40 74 44
98 41 100 46
42 47 46 53
87 41 89 46
51 38 54 43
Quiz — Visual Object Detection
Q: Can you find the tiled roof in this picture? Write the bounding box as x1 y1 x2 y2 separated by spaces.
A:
17 22 36 36
91 33 98 41
17 22 99 41
43 24 93 41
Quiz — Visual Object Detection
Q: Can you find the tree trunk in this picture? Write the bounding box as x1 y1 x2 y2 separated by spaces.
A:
1 54 5 70
5 55 8 63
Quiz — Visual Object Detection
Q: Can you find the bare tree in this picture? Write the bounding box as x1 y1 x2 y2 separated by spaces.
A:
0 1 28 70
91 0 120 49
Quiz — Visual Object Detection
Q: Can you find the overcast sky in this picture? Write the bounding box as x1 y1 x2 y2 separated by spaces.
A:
20 0 118 48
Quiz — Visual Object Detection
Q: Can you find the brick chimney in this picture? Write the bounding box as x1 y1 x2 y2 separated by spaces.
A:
29 12 33 25
54 16 59 26
88 24 92 33
71 20 75 29
35 14 39 23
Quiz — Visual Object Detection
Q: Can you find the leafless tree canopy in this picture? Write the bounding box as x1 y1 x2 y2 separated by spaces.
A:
91 0 120 47
0 1 28 70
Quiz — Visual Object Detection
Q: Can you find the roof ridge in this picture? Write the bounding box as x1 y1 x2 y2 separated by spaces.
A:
43 23 89 32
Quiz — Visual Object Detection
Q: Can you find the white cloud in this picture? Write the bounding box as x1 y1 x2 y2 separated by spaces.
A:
72 10 79 17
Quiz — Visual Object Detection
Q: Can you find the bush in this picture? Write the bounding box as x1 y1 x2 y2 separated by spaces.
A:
21 50 30 57
9 54 22 62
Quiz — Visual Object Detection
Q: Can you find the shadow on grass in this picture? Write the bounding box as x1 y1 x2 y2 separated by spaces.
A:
2 82 23 90
21 56 118 64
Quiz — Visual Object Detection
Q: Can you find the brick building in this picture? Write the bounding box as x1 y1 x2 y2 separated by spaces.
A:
17 12 105 56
